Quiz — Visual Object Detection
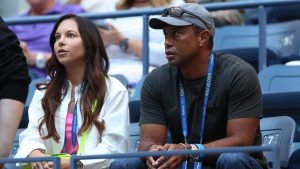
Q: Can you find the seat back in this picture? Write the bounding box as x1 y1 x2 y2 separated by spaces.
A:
129 99 141 123
215 48 280 72
214 20 300 62
258 65 300 92
260 116 296 168
25 77 48 107
129 123 140 152
130 76 146 100
262 92 300 142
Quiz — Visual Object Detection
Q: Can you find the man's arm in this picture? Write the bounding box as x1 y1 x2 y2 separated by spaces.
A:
206 118 259 148
138 124 167 151
202 117 259 162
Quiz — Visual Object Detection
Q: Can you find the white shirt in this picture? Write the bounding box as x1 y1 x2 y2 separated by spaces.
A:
15 77 130 169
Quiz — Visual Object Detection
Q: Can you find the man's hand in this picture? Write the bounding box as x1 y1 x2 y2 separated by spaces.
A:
146 144 186 169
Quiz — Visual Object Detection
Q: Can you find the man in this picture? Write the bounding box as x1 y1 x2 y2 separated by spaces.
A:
0 17 30 169
110 3 266 169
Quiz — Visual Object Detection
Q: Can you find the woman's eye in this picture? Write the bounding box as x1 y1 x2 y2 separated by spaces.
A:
55 35 60 40
67 33 75 38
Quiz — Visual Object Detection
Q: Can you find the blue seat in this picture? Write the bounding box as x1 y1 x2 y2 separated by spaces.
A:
130 76 146 101
25 77 48 107
288 147 300 169
129 123 140 152
262 92 300 142
260 116 296 169
215 47 280 72
19 77 48 129
129 99 140 123
244 5 300 24
258 65 300 92
214 20 300 63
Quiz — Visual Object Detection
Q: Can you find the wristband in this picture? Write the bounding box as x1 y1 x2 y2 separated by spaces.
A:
35 52 45 69
196 144 206 159
189 144 200 162
119 38 129 52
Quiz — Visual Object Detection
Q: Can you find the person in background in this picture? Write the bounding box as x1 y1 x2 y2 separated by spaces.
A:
9 0 84 79
111 3 266 169
65 0 117 13
15 14 129 169
184 0 244 26
0 17 30 169
99 0 181 87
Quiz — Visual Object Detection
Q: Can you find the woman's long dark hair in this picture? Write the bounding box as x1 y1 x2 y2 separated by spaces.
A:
38 14 109 142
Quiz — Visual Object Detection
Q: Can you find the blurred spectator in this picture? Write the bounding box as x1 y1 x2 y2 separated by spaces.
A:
99 0 181 86
65 0 117 13
9 0 84 79
184 0 244 26
0 16 30 169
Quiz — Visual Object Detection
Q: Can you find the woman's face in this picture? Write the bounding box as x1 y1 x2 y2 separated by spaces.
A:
54 19 85 68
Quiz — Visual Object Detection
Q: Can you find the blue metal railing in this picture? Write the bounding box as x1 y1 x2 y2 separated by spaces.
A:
4 0 300 73
69 145 279 169
0 156 61 169
0 146 278 169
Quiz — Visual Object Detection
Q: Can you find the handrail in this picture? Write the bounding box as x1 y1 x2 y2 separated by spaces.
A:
0 146 277 169
0 156 61 169
3 0 300 73
4 0 299 25
69 145 279 169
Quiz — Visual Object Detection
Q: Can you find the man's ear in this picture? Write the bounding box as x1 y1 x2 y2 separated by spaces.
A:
199 30 210 47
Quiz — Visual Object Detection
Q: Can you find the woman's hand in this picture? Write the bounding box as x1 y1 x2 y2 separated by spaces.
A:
60 158 71 169
28 149 52 169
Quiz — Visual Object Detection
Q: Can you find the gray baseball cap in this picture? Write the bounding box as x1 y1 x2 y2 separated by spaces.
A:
149 3 215 36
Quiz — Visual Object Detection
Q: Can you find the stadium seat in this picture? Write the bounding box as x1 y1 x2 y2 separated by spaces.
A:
129 99 140 123
129 123 140 152
244 5 300 24
258 65 300 92
214 20 300 63
25 77 48 107
288 147 300 169
215 47 280 72
262 92 300 142
260 116 296 169
130 76 146 100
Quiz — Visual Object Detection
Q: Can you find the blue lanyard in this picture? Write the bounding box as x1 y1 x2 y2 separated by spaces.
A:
71 102 78 154
180 54 214 169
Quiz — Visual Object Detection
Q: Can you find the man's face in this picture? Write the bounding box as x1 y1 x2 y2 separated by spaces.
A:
163 25 200 66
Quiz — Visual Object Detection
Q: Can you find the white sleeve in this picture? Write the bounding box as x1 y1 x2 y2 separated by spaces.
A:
81 77 130 169
14 89 47 158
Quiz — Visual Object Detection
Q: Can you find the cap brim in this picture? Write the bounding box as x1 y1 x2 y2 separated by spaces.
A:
149 16 192 29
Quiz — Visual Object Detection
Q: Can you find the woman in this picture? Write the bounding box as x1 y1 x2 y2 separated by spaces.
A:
99 0 181 86
15 14 130 169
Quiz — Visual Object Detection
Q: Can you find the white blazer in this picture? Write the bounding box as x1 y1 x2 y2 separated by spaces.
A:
15 77 130 169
